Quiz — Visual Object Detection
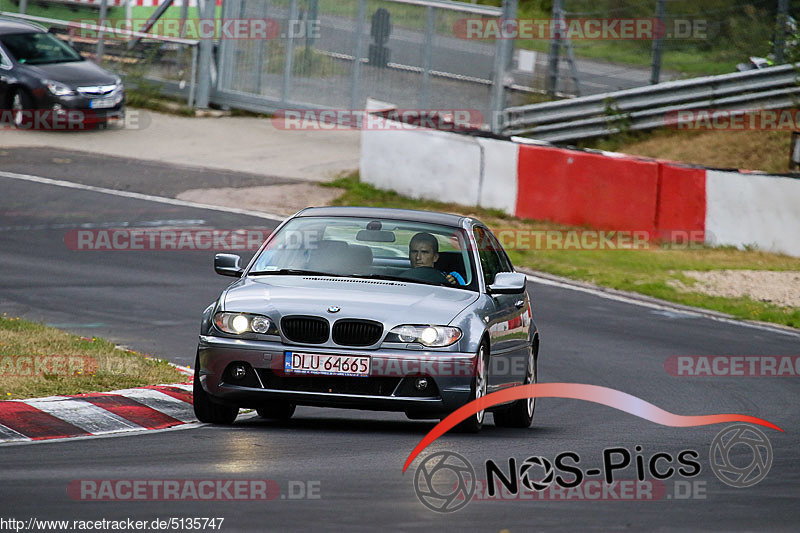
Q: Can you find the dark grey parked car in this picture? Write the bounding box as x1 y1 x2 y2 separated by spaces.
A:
0 17 124 129
194 207 539 432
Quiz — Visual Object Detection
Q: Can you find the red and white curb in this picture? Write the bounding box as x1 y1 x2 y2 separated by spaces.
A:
0 383 195 444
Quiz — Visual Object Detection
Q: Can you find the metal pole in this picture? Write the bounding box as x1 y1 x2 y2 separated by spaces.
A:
281 0 299 104
774 0 790 64
188 43 197 106
179 0 190 38
194 0 218 108
547 0 563 96
650 0 666 85
350 0 367 110
19 0 27 15
96 0 109 64
255 0 269 94
420 6 435 109
489 0 515 133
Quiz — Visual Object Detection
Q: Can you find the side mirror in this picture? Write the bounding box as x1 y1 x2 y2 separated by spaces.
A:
214 253 243 277
489 272 526 294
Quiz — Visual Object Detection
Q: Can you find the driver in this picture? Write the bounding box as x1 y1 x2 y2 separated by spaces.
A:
409 232 460 285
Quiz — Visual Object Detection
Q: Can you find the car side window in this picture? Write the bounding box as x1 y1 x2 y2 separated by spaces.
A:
486 230 514 273
0 48 11 69
473 226 506 286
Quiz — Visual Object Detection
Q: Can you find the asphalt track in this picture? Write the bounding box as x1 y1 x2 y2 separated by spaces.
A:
0 152 799 532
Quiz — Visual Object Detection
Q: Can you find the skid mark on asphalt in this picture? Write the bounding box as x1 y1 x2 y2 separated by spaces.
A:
0 383 195 444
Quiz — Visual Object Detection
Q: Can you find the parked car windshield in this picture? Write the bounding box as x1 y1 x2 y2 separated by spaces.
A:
0 32 82 65
249 216 478 290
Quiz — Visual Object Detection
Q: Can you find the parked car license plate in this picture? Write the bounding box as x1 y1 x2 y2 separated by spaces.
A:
284 351 370 377
90 97 116 109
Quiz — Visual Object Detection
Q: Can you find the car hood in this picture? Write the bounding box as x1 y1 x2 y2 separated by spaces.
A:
24 60 117 86
223 276 479 326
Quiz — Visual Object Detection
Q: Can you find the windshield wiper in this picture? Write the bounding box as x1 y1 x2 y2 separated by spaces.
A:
248 269 342 277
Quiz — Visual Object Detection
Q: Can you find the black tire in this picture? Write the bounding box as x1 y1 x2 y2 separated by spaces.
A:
10 89 33 129
192 354 238 425
453 342 489 433
256 403 296 420
493 344 537 428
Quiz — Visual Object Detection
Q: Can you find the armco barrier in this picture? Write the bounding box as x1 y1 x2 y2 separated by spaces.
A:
360 119 800 257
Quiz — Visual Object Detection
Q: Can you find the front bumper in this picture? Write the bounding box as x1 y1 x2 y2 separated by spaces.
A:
197 335 478 415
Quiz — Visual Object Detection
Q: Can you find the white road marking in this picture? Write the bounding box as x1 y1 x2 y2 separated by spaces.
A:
0 170 285 222
24 397 145 434
526 274 800 338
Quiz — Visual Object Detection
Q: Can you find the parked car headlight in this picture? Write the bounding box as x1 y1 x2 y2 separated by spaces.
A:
386 325 462 347
214 312 275 335
45 80 75 96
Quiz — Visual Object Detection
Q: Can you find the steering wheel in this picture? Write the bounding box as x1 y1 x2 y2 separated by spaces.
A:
399 267 450 285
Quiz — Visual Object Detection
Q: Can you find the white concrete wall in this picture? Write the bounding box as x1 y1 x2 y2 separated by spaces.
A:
706 170 800 257
360 118 518 214
360 118 483 205
476 137 518 214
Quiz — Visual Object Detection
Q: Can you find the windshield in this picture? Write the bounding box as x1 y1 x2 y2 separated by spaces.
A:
0 32 82 65
249 216 478 290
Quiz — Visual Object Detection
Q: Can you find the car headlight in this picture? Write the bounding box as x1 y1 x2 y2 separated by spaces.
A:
386 325 462 347
45 80 75 96
214 312 275 335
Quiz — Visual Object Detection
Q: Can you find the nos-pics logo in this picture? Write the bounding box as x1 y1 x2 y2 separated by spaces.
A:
413 424 773 512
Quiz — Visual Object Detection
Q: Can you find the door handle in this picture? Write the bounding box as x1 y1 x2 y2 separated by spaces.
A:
514 300 525 308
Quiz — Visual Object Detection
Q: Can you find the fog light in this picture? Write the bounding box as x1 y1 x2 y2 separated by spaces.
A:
231 364 248 380
414 377 428 391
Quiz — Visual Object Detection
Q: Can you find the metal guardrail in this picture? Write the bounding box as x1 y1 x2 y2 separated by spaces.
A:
503 64 800 141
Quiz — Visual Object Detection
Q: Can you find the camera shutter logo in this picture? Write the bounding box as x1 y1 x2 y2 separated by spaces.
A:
519 456 555 491
709 424 773 488
413 451 476 513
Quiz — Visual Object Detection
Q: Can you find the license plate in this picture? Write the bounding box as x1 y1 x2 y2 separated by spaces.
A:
90 98 115 109
284 351 370 377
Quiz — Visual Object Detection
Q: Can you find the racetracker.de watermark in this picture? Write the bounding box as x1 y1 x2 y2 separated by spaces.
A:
1 109 149 131
665 356 800 377
0 355 97 377
68 18 320 40
64 228 271 251
67 479 321 501
271 109 483 131
491 229 706 250
453 18 707 40
666 109 800 131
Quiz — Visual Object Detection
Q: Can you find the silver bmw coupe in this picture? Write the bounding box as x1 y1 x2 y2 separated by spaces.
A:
194 207 538 432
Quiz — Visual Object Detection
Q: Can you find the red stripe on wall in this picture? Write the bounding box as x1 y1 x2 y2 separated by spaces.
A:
79 394 183 429
516 145 660 232
654 163 706 241
0 402 92 440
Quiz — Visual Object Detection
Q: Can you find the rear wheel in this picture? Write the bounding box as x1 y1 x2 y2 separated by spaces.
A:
493 344 537 428
192 354 238 425
257 403 296 420
454 342 488 433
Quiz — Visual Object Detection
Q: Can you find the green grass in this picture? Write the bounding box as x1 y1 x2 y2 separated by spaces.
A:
324 173 800 329
0 315 184 400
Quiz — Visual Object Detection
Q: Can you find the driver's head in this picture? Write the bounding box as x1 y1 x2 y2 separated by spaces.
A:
409 232 439 268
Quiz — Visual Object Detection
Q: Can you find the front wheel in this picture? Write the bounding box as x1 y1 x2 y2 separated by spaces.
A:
493 346 536 428
454 342 488 433
193 354 238 425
